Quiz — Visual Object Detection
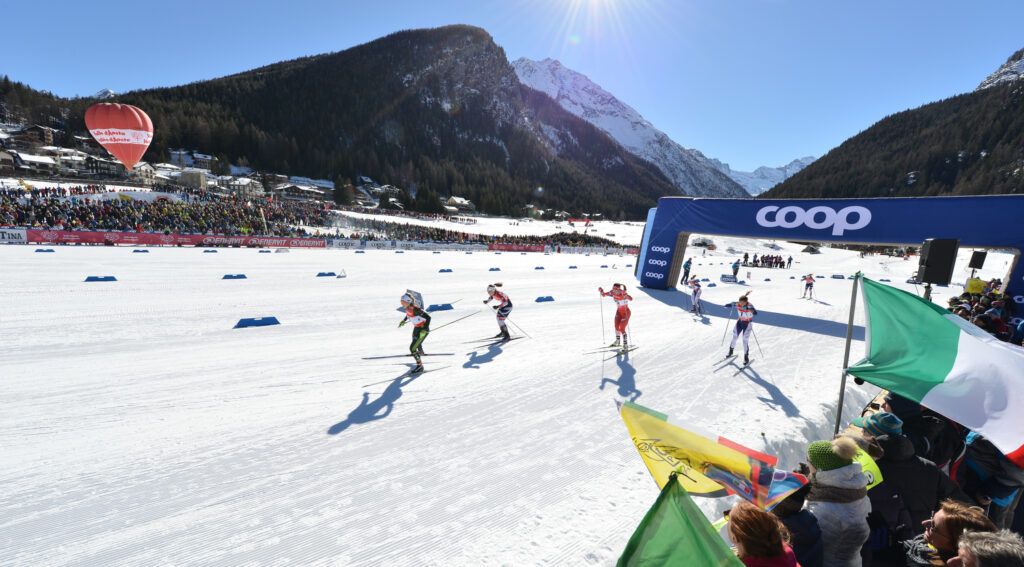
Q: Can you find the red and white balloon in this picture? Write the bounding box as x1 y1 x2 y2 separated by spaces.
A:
84 103 154 170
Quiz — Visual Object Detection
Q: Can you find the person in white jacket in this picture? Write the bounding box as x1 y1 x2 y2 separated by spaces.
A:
804 436 871 567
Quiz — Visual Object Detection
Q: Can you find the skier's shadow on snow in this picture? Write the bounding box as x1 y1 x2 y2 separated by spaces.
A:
327 372 420 435
733 364 803 419
640 288 863 340
600 352 641 402
463 343 507 369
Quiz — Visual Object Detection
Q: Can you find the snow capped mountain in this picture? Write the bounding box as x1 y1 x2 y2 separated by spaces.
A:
977 48 1024 91
93 88 117 99
709 156 817 196
513 57 750 198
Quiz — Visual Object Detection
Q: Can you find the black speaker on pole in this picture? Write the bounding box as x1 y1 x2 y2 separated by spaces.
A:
968 251 987 270
916 239 959 285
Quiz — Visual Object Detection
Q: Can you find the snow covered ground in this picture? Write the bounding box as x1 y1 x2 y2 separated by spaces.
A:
1 227 1013 566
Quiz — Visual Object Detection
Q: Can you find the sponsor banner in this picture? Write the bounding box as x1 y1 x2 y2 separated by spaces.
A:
0 228 28 243
25 229 326 248
489 243 545 252
720 275 738 283
639 195 1024 298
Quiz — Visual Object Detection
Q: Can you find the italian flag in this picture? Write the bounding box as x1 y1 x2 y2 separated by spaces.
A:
847 278 1024 467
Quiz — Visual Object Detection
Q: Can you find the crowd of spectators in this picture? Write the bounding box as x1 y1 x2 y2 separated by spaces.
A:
946 280 1023 344
742 252 791 269
1 184 625 248
1 187 329 238
752 390 1024 566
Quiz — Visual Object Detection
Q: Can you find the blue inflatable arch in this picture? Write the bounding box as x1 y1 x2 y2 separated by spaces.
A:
636 196 1024 324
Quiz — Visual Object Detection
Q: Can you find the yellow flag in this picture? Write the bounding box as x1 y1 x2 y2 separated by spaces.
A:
620 402 774 503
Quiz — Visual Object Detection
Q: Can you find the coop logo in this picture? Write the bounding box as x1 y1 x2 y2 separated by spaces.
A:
648 259 668 267
650 246 671 254
755 205 872 236
644 272 665 279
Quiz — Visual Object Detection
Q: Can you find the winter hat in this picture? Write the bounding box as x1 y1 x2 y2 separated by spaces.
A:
985 308 1001 318
852 412 903 437
806 437 857 472
884 392 922 417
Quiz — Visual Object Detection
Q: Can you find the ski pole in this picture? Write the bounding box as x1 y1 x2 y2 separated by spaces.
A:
506 316 531 339
599 291 607 344
432 309 481 332
720 305 735 345
751 327 766 360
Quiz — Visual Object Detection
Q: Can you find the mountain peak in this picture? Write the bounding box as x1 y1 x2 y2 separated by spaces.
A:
977 47 1024 91
512 57 749 198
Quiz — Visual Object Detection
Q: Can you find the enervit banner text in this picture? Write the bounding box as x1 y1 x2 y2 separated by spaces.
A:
26 230 326 248
488 243 546 252
636 196 1024 309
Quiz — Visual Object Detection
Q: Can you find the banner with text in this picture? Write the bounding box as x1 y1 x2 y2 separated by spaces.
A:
26 230 326 248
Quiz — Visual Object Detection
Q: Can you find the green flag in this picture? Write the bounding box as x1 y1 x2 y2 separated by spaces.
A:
847 278 1024 467
618 475 743 566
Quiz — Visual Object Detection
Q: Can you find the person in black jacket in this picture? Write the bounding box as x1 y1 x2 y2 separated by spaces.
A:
769 469 824 567
882 392 965 473
854 412 971 535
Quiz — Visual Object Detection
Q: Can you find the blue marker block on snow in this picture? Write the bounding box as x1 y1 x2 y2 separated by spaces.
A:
764 278 771 282
35 248 55 253
432 251 441 254
880 278 891 282
223 274 247 279
569 266 578 269
427 303 454 312
203 249 218 253
439 268 453 273
234 317 280 329
316 272 337 277
132 249 149 253
831 274 845 279
600 265 608 268
395 250 404 254
355 250 366 254
535 296 555 302
535 266 545 270
701 278 710 282
84 276 117 282
489 267 501 271
258 249 271 253
708 283 717 287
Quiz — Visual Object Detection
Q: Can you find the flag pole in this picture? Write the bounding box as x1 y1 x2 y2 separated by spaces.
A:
834 274 861 436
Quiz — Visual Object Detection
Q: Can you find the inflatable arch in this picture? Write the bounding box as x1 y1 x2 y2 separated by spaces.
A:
635 196 1024 325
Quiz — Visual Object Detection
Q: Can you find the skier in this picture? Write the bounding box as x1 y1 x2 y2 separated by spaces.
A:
802 274 816 299
599 283 633 349
728 294 757 365
483 283 513 340
681 258 693 285
687 276 703 315
731 259 740 277
398 293 431 374
787 256 793 269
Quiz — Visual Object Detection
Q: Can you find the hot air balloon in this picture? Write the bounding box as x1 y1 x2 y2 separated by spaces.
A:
84 103 154 171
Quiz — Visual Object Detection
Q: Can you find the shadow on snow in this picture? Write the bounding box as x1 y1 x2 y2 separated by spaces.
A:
601 351 641 403
640 288 864 341
327 370 421 435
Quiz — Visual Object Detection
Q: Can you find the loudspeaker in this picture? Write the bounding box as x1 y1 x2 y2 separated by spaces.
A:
916 239 959 285
968 251 987 270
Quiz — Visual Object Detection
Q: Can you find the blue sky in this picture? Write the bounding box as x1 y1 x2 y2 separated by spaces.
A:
6 0 1023 171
